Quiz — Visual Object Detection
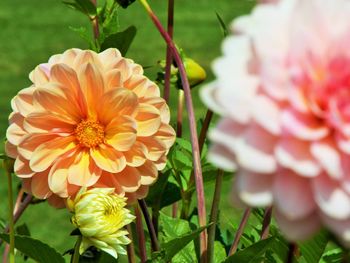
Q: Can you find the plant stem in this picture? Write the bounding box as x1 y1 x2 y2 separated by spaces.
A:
134 205 147 263
90 0 100 41
138 1 207 260
207 170 224 263
176 90 184 137
228 208 251 256
5 160 15 263
126 224 136 263
286 242 296 263
163 0 174 103
0 194 33 247
260 206 272 239
138 199 160 251
72 236 82 263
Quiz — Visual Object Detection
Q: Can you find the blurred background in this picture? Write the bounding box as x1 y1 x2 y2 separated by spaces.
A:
0 0 254 260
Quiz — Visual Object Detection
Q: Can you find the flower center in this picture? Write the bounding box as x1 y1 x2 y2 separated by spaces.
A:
75 120 104 148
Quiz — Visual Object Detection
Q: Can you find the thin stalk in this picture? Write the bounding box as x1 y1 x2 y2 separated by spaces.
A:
138 199 160 251
207 170 224 263
72 236 82 263
286 243 296 263
138 2 207 260
90 0 100 41
135 205 147 263
163 0 175 103
0 194 33 247
5 161 15 263
126 224 136 263
228 208 251 256
260 206 272 239
172 202 178 218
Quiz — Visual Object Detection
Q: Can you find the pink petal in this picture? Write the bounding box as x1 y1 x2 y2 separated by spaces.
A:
312 173 350 220
281 108 329 140
275 210 321 241
235 170 274 207
208 143 237 171
273 169 316 220
275 137 321 177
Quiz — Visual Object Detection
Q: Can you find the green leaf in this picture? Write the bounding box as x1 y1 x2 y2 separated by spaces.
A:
116 0 136 9
63 0 97 17
100 26 136 55
146 170 181 209
321 248 343 263
15 223 30 236
215 12 228 37
299 230 329 263
0 233 65 263
214 241 227 263
224 237 275 263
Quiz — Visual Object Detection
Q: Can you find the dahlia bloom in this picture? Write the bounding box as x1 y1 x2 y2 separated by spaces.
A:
67 188 135 258
201 0 350 243
6 48 175 206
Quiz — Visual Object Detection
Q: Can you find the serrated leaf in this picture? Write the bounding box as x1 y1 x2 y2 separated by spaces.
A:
299 230 329 263
100 25 136 55
321 248 343 263
214 241 227 263
0 233 65 263
224 237 275 263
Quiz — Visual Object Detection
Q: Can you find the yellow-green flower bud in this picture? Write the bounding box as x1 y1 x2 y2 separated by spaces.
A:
183 58 207 87
67 188 135 259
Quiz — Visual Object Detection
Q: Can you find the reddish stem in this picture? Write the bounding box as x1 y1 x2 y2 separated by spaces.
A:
90 0 100 41
228 208 251 256
163 0 175 103
135 205 147 263
138 1 207 260
260 206 272 240
126 224 136 263
138 199 160 252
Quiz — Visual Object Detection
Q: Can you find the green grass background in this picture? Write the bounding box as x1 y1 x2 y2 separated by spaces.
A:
0 0 255 261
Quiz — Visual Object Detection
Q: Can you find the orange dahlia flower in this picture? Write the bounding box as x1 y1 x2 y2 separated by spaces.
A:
6 48 175 207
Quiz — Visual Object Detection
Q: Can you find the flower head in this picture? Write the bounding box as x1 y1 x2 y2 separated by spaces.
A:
201 0 350 244
6 48 175 207
67 188 134 258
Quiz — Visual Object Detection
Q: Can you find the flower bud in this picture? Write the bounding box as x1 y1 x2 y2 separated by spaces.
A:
68 188 135 259
183 58 207 87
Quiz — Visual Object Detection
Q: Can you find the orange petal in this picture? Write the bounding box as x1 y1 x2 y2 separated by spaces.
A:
73 50 102 70
124 141 147 167
105 69 123 91
18 133 59 160
13 87 35 117
115 166 141 192
98 48 122 66
6 113 26 145
97 88 138 125
105 115 137 151
29 65 49 85
124 75 149 97
50 64 87 117
141 97 170 123
31 172 52 199
60 48 81 67
155 123 176 149
125 185 149 204
47 194 66 208
137 160 158 185
67 149 102 186
5 141 17 158
138 137 166 162
135 103 161 136
94 171 124 194
30 136 76 172
90 144 126 173
78 62 105 118
108 58 132 81
24 112 75 134
14 155 35 178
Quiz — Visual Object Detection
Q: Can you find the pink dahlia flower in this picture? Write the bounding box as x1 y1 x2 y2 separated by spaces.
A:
201 0 350 243
6 48 175 207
